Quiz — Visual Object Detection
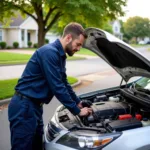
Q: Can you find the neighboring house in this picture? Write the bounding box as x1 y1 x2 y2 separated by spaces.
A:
111 20 123 40
45 32 60 43
0 15 59 48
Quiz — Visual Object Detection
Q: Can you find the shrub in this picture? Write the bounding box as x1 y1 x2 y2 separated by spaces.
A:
33 43 38 48
13 42 19 48
45 39 49 44
130 38 137 44
123 37 129 43
0 41 7 49
28 41 32 48
7 46 12 49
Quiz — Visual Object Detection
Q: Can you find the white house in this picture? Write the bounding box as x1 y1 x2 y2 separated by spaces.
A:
111 20 123 40
45 32 60 43
0 15 59 48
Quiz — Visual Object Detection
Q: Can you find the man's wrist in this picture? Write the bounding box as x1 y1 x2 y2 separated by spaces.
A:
71 105 81 115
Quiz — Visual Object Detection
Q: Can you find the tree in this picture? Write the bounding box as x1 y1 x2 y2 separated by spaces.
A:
119 20 131 42
124 16 150 42
0 1 15 26
1 0 127 47
102 22 113 34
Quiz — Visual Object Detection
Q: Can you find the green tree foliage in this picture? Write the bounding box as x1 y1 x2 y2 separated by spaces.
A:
1 0 127 47
124 16 150 41
0 1 16 26
102 22 113 33
119 20 131 42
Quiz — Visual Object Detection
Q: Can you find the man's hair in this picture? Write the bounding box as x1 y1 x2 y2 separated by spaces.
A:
62 22 87 39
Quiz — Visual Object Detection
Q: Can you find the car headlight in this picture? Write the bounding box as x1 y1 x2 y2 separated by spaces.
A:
56 131 121 149
45 121 62 142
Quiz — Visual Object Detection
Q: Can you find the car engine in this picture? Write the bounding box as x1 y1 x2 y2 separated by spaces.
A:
58 89 150 133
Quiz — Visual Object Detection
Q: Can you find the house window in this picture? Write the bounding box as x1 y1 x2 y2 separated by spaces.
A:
0 30 2 41
115 26 118 32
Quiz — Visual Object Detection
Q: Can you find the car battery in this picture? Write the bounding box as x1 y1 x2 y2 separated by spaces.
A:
106 118 142 132
119 114 132 120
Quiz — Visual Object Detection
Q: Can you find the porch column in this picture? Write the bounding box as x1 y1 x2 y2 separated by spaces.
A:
24 29 28 47
18 29 22 48
35 30 38 43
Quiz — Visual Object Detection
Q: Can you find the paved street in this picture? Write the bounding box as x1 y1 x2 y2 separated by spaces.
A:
0 58 111 80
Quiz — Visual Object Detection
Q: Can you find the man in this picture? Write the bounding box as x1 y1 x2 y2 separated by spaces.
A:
8 22 92 150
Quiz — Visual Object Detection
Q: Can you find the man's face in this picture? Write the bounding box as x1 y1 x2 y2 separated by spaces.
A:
65 34 85 56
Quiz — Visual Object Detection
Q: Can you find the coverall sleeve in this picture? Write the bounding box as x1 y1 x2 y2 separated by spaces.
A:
40 50 80 115
62 71 81 105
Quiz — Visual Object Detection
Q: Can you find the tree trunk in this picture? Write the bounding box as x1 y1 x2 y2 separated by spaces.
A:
38 22 46 48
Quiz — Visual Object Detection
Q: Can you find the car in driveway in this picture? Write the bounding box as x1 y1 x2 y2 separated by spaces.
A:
44 28 150 150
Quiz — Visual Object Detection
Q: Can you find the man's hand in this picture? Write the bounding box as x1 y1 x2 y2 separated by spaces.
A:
78 107 93 117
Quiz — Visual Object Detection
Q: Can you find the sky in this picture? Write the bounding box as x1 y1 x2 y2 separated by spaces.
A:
120 0 150 21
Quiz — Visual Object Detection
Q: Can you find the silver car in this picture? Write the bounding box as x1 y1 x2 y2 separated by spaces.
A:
44 28 150 150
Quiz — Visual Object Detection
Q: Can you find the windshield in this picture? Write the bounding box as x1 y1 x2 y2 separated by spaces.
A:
135 77 150 90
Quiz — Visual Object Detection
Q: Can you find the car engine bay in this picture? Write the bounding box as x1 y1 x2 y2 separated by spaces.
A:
57 88 150 133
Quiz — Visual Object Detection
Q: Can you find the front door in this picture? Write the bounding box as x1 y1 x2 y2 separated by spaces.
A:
28 32 31 42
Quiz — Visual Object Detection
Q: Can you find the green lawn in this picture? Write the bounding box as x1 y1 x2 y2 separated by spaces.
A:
67 76 78 84
77 48 97 56
130 44 147 48
22 48 97 56
21 48 36 51
67 56 85 60
147 48 150 51
0 78 17 100
0 52 85 65
0 52 31 65
0 76 78 100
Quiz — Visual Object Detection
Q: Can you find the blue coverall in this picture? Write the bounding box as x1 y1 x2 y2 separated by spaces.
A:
8 39 81 150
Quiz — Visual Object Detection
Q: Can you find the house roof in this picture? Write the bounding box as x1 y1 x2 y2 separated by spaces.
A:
0 15 27 27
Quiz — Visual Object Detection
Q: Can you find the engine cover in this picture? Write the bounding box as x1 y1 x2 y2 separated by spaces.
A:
91 101 129 120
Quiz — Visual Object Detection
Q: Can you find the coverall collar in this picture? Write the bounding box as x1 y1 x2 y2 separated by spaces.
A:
55 39 67 58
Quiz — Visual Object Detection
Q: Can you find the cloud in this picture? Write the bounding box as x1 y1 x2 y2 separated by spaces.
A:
120 0 150 21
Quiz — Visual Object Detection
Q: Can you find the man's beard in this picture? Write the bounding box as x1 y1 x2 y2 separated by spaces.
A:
65 42 74 56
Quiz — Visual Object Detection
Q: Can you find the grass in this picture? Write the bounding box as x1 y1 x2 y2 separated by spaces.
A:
67 56 85 60
21 48 36 51
147 48 150 51
0 52 85 65
77 48 97 56
0 78 17 100
0 76 78 100
130 44 147 48
0 52 31 65
67 76 78 84
25 47 97 56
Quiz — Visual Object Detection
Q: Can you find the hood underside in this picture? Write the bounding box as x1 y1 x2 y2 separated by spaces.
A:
83 28 150 82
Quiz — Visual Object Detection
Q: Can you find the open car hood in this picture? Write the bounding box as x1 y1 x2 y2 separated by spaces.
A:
83 28 150 82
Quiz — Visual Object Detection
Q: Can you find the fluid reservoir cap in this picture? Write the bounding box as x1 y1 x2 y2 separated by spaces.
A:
143 118 148 121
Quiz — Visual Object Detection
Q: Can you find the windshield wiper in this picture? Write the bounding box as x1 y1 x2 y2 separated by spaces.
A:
136 88 150 94
130 83 150 99
131 82 150 94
